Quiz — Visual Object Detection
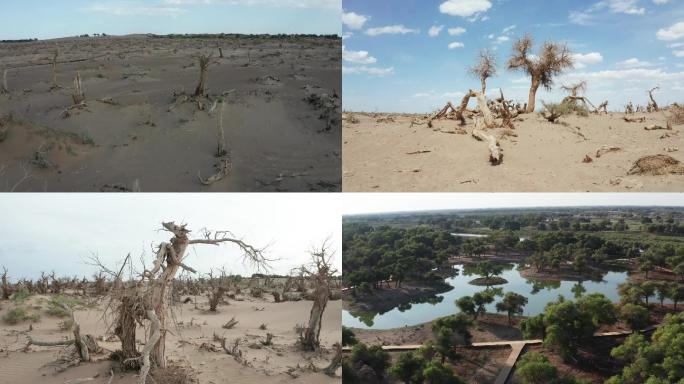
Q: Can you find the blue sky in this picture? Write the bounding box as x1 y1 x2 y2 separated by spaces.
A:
342 0 684 112
0 0 341 39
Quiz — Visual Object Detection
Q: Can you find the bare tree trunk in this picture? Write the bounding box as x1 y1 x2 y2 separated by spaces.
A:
216 100 226 157
481 78 487 96
2 267 11 300
1 69 8 94
72 72 85 104
303 274 329 350
472 121 503 165
51 48 60 88
194 56 211 97
470 90 495 128
648 86 659 112
527 78 540 113
139 310 160 384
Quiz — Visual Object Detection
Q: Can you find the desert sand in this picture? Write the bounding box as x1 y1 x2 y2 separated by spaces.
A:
0 35 341 192
0 292 341 384
342 110 683 192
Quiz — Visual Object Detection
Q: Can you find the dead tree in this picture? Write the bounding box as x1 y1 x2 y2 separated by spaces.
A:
1 69 8 94
216 98 227 157
298 240 336 351
1 267 11 300
194 55 212 97
595 100 608 114
50 47 60 89
428 92 472 129
217 43 224 59
507 34 574 113
647 86 660 112
206 269 226 312
469 49 497 95
72 72 85 104
140 222 269 368
27 302 100 367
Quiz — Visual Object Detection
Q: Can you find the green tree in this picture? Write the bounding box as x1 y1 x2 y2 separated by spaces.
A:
515 352 558 384
618 304 650 333
577 293 617 327
432 314 473 363
342 326 358 347
571 282 586 299
423 361 466 384
472 290 496 319
608 312 684 383
455 296 476 319
389 351 425 384
495 292 528 324
668 283 684 310
349 343 391 380
475 261 503 283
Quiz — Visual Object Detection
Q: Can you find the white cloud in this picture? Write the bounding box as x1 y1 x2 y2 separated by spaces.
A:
448 41 464 49
496 36 509 43
343 65 395 76
342 11 369 30
653 0 669 4
448 27 467 36
502 24 516 34
342 46 377 64
569 0 645 25
87 1 187 16
342 32 353 40
439 0 492 18
674 50 684 58
617 57 655 67
428 25 444 37
366 25 420 36
164 0 339 7
604 0 645 15
669 42 684 48
657 22 684 41
572 52 604 68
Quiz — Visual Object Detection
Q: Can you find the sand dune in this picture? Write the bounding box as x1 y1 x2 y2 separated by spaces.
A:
342 111 683 192
0 35 341 192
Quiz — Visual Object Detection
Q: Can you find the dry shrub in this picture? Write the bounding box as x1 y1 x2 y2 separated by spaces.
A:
151 364 198 384
669 103 684 126
627 154 684 175
4 307 40 324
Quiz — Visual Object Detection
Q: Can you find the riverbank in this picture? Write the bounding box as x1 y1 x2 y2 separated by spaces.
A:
342 279 453 315
349 313 525 346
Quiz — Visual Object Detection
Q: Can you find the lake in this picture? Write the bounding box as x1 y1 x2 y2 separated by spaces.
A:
343 263 637 329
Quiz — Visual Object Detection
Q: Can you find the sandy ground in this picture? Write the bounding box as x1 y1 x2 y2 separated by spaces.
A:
0 35 341 191
342 111 684 191
0 294 341 384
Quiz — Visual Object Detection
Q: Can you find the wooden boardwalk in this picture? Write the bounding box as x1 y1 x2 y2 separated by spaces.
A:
341 327 658 383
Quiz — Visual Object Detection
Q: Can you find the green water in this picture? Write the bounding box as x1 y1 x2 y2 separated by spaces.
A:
343 263 634 329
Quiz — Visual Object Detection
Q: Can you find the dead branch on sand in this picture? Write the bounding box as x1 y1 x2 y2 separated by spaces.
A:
215 98 227 157
197 157 231 186
644 122 672 131
596 145 622 158
472 120 503 165
323 343 342 376
623 116 646 123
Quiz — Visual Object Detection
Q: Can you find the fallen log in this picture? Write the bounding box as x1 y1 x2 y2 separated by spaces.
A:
644 122 672 131
472 123 502 165
623 117 646 123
